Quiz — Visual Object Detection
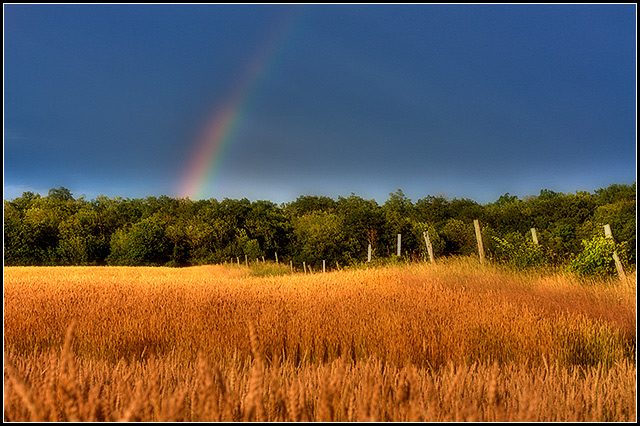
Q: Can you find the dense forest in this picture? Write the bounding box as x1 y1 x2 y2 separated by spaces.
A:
3 184 636 275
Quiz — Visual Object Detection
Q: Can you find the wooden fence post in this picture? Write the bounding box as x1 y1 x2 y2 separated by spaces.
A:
423 230 434 263
368 244 372 262
397 234 401 257
474 219 485 264
290 260 293 273
275 252 278 264
604 224 627 284
531 228 539 245
245 255 248 267
303 261 307 274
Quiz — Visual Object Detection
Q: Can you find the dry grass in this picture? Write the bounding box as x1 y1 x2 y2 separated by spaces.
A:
4 258 636 421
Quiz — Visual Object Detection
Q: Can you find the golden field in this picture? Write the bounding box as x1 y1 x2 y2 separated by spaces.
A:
3 258 636 421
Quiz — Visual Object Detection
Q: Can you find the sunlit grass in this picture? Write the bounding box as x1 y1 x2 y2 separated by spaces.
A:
4 257 636 421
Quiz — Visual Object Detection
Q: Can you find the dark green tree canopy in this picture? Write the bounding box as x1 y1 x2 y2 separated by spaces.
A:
4 183 636 269
47 186 74 201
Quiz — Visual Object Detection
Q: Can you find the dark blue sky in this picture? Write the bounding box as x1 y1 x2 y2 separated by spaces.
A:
4 4 636 204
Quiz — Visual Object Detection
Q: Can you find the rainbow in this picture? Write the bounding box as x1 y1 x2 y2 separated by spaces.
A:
178 7 303 200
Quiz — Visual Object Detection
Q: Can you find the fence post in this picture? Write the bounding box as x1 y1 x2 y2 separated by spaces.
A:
245 255 248 267
604 224 627 284
531 228 539 245
275 252 278 264
423 230 434 263
368 244 372 262
290 260 293 273
397 234 401 257
474 219 485 264
303 261 307 274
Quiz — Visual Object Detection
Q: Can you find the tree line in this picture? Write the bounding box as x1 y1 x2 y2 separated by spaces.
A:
3 184 636 274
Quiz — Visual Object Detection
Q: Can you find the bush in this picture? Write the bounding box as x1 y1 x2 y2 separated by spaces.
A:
568 236 629 278
441 219 476 256
491 233 547 270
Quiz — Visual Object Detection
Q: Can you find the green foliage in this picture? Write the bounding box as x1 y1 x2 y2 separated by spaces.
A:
165 224 191 267
486 198 531 235
337 194 385 261
493 192 519 207
594 182 636 205
491 232 546 269
538 188 560 200
383 190 419 258
441 219 476 256
410 221 444 259
47 186 74 202
568 236 630 278
57 209 108 265
3 201 45 265
291 211 345 267
285 195 336 216
589 201 636 264
447 198 484 223
245 200 291 256
3 183 636 271
414 195 450 226
107 215 172 266
242 238 263 260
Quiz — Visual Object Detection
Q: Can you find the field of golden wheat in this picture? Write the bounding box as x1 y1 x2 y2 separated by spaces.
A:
4 258 636 421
